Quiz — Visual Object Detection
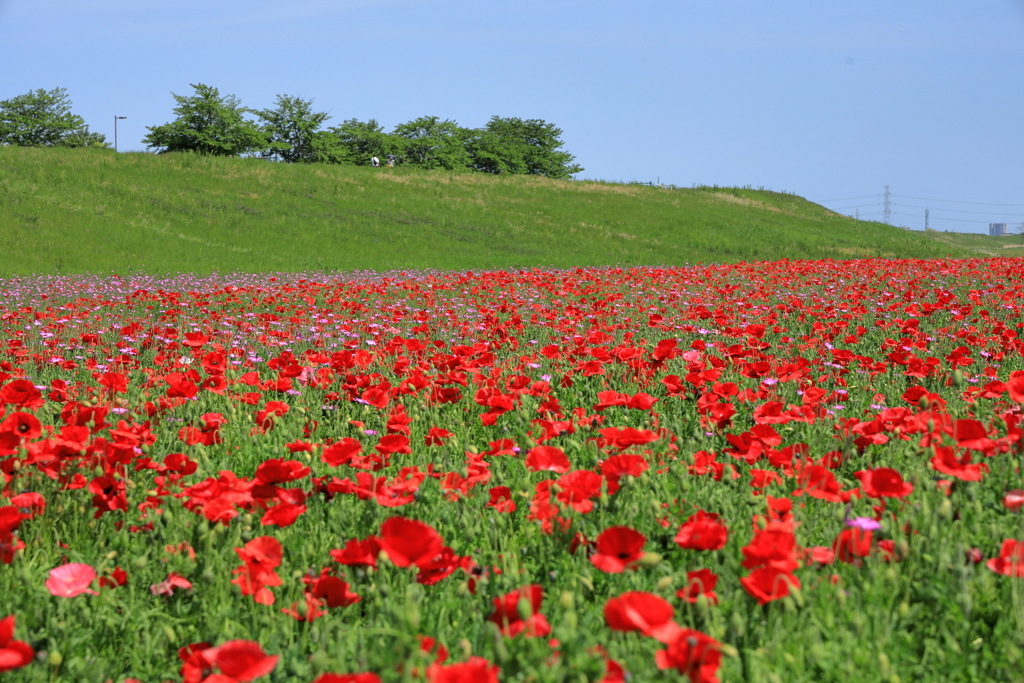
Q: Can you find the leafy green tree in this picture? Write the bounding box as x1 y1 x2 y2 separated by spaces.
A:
323 118 400 165
144 84 268 156
0 87 108 148
468 116 582 179
391 116 472 170
254 94 333 163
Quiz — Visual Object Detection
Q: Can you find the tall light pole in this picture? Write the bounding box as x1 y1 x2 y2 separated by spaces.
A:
114 116 127 152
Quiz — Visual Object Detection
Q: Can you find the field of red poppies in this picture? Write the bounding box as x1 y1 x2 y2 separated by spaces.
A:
2 258 1024 683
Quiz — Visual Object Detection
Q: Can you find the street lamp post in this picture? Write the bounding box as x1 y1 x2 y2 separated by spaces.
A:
114 116 127 152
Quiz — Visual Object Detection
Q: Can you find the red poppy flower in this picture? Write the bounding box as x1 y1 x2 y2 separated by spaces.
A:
486 486 517 513
488 585 551 637
0 379 44 409
0 412 41 440
330 537 381 567
427 656 500 683
322 438 363 467
741 528 799 572
0 615 34 673
313 674 382 683
832 528 873 564
1008 370 1024 403
931 446 988 481
598 427 659 448
678 568 719 605
254 459 310 484
740 566 799 605
675 510 728 551
604 591 675 637
151 572 192 597
425 427 453 446
654 627 722 683
855 468 914 499
377 517 443 568
590 526 646 573
1004 489 1024 512
600 454 649 494
555 470 604 513
376 434 411 455
525 446 571 472
260 502 306 527
201 640 278 682
987 539 1024 577
231 536 283 605
46 563 98 597
310 575 361 608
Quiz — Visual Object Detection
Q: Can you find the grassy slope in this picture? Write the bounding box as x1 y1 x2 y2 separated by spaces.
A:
922 230 1024 257
0 146 975 275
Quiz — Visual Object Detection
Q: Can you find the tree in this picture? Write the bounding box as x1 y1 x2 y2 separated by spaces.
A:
1015 222 1024 244
0 87 108 148
143 84 268 156
254 94 332 163
391 116 472 170
467 116 582 179
323 118 398 165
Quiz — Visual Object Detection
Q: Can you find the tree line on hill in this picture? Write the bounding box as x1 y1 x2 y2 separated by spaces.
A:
0 84 582 179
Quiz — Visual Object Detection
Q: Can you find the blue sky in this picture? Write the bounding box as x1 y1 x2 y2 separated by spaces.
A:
2 0 1022 233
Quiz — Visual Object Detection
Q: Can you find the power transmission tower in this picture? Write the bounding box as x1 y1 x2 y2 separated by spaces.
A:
924 208 929 231
855 209 859 221
883 186 891 225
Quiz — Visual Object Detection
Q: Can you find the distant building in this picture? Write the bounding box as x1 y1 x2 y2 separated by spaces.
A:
989 223 1008 236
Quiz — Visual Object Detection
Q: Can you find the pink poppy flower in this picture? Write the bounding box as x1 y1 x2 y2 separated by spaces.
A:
46 563 98 597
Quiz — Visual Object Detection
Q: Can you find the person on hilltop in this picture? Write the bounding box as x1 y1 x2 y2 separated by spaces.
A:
371 156 380 167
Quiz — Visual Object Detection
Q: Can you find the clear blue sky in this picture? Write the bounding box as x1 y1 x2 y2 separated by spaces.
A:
2 0 1022 233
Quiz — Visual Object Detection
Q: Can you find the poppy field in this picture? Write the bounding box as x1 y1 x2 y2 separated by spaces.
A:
2 257 1024 683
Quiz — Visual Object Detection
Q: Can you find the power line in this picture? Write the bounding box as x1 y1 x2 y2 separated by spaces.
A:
893 202 1024 217
894 194 1024 208
814 194 880 202
894 213 1007 225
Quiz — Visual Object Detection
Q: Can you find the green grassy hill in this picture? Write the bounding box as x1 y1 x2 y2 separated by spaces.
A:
0 147 977 275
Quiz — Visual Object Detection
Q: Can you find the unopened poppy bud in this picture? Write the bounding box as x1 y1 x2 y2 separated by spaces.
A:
163 625 177 643
655 576 674 592
377 550 390 565
720 644 739 658
952 370 965 388
134 555 148 569
48 651 62 667
896 539 910 558
559 590 574 610
638 551 662 568
898 601 910 618
517 596 534 621
878 652 891 677
730 612 745 636
789 583 805 608
297 599 309 617
938 498 952 518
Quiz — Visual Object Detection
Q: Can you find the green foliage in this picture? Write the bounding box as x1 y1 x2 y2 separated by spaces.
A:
468 116 582 179
322 118 398 165
0 147 978 276
143 84 268 156
254 94 332 164
392 116 472 171
0 88 108 148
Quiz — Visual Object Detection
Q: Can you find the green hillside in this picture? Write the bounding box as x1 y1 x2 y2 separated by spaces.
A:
0 146 974 275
